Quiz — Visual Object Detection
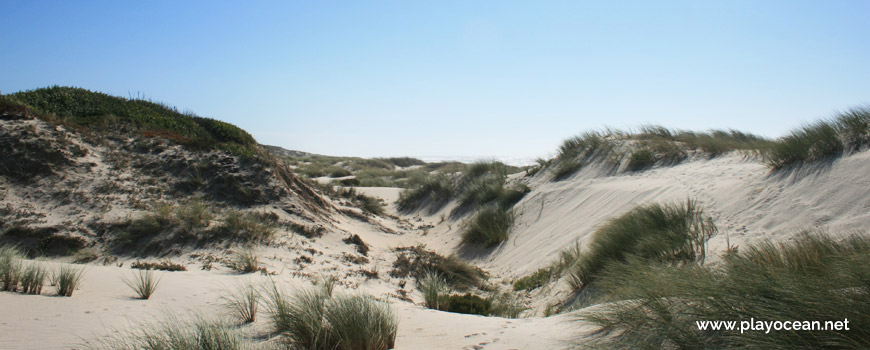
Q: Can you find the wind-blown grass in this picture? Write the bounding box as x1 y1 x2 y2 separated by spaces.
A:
397 174 454 211
124 269 161 300
264 282 398 350
581 232 870 349
19 262 47 294
54 265 85 297
0 245 24 292
461 206 515 248
233 248 261 274
419 270 448 310
83 315 257 350
222 281 260 323
568 199 716 293
767 107 870 169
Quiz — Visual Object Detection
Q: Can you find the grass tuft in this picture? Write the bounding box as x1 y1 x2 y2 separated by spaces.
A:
124 269 161 300
0 245 24 292
419 270 447 310
82 315 255 350
461 206 515 248
264 282 398 350
232 248 261 274
54 264 85 297
767 107 870 169
19 262 47 294
222 281 259 323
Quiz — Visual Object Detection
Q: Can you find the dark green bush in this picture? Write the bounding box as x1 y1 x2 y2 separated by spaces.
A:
441 293 492 316
461 206 514 248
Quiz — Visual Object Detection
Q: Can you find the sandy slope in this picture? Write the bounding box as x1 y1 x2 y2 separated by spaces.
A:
1 150 868 349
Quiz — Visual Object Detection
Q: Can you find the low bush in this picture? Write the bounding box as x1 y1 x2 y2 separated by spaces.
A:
390 245 486 289
568 199 716 293
442 293 492 316
461 206 514 248
264 283 398 350
124 269 161 300
397 174 454 211
581 232 870 349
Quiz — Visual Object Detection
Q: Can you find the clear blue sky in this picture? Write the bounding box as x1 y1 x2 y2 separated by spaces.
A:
3 1 869 163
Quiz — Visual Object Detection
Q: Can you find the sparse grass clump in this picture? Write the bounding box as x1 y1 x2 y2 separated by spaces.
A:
461 206 514 248
222 282 260 324
124 269 161 300
419 270 448 309
130 259 187 271
232 248 261 273
582 232 870 349
264 283 398 350
19 262 47 294
342 234 370 256
568 199 716 293
0 245 24 292
217 210 278 243
83 315 254 350
54 264 85 297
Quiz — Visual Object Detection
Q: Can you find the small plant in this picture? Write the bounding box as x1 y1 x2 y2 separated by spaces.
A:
419 270 447 309
124 269 161 300
0 245 24 292
627 149 655 171
232 248 261 274
222 282 259 323
130 259 187 271
342 234 370 256
82 315 252 349
461 206 514 248
54 265 85 297
19 262 47 294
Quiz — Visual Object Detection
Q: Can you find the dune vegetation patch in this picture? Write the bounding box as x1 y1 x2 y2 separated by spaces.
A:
767 107 870 169
264 282 397 350
390 245 487 290
567 199 716 295
461 206 515 248
581 232 870 349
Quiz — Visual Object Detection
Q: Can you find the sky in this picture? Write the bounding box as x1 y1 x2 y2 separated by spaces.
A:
3 1 869 164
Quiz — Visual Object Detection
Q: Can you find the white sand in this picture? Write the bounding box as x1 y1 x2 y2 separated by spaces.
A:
1 150 868 349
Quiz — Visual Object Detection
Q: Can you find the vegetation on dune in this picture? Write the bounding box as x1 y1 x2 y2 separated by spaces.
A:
83 315 257 350
3 86 258 157
461 206 515 248
513 242 581 292
766 107 870 169
391 245 487 290
582 232 870 349
53 264 85 297
567 199 716 294
397 173 455 211
264 282 398 350
222 281 260 324
124 269 161 300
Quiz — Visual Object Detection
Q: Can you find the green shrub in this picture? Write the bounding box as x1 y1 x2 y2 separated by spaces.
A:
513 268 550 291
390 245 486 289
581 232 870 349
54 265 85 297
551 158 584 180
627 149 655 171
216 210 277 244
7 86 258 156
397 174 454 211
568 199 716 293
498 183 531 208
442 293 492 316
461 206 514 248
124 269 161 300
264 283 397 350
